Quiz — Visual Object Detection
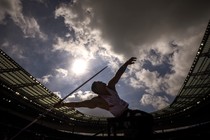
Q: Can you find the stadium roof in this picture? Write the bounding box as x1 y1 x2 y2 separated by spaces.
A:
0 48 107 133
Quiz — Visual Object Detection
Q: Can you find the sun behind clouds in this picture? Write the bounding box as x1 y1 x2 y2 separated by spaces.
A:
71 59 88 75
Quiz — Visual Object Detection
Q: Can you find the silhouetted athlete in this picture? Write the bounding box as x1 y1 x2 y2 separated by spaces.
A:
55 57 153 119
55 57 154 138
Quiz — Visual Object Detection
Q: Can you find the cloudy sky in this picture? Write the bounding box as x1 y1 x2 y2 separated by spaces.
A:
0 0 210 117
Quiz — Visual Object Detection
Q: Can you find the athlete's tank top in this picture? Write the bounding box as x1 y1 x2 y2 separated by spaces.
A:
99 87 128 117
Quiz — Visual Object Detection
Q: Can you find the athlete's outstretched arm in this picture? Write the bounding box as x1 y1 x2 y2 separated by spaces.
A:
108 57 136 91
54 96 109 110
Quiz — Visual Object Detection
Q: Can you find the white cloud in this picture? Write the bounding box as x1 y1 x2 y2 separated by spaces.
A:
0 0 47 40
53 91 62 99
140 94 170 110
37 74 53 84
66 90 97 102
20 17 47 40
135 69 162 94
55 68 68 78
52 37 92 59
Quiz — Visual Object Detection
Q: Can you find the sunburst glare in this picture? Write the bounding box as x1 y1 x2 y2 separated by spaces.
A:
71 59 88 75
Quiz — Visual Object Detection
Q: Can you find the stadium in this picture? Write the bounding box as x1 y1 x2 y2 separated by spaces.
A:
0 21 210 140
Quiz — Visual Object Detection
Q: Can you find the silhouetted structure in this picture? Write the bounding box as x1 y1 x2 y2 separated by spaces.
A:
0 20 210 139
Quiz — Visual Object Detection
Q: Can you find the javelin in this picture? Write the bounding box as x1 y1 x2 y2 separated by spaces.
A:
60 66 107 102
9 66 107 140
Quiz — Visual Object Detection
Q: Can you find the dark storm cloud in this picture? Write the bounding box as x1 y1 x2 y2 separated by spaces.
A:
82 0 210 57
